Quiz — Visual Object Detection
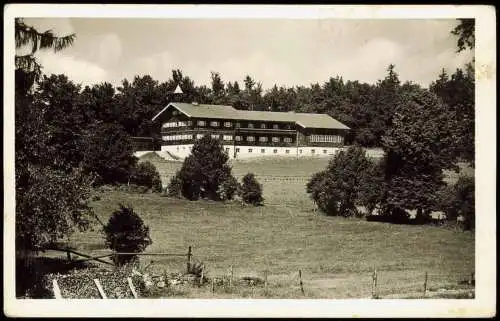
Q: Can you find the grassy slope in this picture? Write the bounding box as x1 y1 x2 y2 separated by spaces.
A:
70 189 474 298
62 153 475 298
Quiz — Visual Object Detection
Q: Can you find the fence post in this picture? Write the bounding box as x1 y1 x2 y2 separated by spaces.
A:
200 264 205 286
127 277 138 298
469 272 474 285
93 278 108 299
298 269 305 295
186 246 192 274
423 272 428 298
211 277 215 294
264 270 268 289
229 265 233 287
52 279 63 299
372 269 378 299
66 248 71 262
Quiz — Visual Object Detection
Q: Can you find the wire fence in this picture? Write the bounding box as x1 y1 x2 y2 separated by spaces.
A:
160 172 313 182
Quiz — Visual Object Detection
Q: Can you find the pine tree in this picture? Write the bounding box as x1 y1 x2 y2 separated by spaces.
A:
177 135 235 201
240 173 264 206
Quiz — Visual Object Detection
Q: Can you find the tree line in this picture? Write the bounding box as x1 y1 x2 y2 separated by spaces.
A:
30 61 474 158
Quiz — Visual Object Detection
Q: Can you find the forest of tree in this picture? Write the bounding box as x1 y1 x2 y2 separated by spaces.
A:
24 62 474 154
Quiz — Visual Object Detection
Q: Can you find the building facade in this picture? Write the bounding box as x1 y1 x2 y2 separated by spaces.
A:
151 102 350 159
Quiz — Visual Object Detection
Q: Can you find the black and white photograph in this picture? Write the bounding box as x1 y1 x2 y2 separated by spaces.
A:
3 4 496 318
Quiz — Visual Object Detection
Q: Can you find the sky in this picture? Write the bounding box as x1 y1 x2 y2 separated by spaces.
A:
21 18 474 90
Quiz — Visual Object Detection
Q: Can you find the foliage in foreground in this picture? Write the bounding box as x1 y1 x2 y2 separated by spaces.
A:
16 165 94 252
103 205 152 265
14 19 96 253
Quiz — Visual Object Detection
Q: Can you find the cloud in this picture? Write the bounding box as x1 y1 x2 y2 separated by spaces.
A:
36 51 108 86
318 38 404 85
25 18 473 90
95 33 122 66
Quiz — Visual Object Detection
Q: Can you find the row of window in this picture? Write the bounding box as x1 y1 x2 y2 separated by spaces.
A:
163 134 294 143
299 149 329 154
236 136 293 143
163 121 193 128
231 148 293 154
163 134 193 141
163 120 290 129
230 148 330 154
309 135 343 143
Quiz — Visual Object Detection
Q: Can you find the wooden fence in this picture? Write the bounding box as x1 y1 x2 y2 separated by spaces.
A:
49 246 193 272
49 246 474 299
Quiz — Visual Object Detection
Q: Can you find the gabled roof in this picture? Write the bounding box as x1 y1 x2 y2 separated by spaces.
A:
152 102 350 130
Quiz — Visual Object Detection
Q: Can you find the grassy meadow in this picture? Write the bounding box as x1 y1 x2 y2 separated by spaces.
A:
61 152 475 298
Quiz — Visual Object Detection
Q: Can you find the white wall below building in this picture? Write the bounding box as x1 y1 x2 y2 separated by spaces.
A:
160 144 344 159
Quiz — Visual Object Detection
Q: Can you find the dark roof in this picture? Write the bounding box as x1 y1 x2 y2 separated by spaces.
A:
152 102 350 130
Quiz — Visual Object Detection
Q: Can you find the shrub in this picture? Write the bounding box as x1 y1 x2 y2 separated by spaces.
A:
306 145 372 217
165 171 183 198
130 161 162 192
103 205 152 265
440 175 475 230
177 134 237 201
218 174 240 201
306 171 339 214
240 173 264 206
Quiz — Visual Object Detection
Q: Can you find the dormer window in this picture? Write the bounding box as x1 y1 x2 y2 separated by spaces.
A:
248 123 254 129
260 123 266 129
273 124 279 129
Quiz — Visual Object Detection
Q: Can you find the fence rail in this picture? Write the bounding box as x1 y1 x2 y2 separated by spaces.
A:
47 246 193 272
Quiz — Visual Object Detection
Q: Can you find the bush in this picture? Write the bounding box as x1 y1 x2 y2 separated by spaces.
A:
306 171 339 214
239 173 264 206
218 174 240 201
130 161 162 192
165 171 183 198
440 175 475 230
177 135 237 201
103 205 152 265
306 146 372 217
